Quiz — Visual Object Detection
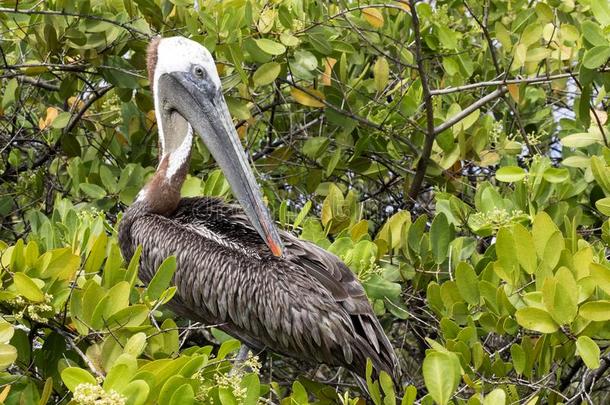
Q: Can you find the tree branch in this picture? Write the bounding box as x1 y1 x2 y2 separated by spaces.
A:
433 88 507 135
407 0 435 202
64 85 114 135
430 68 610 95
462 0 536 155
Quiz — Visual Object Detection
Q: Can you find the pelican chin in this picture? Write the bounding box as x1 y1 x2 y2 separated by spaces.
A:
118 36 399 383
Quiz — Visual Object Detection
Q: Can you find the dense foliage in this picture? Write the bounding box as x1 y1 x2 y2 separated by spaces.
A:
1 0 610 403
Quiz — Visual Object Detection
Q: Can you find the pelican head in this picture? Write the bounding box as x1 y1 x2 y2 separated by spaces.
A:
147 36 283 257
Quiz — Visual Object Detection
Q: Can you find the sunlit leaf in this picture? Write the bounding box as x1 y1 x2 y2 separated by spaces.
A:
363 8 384 28
291 87 325 107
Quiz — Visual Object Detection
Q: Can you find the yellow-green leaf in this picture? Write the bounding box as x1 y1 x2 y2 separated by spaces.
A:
0 344 17 370
579 300 610 321
291 87 325 108
496 166 526 182
576 336 600 369
590 263 610 295
515 307 559 333
253 62 281 87
13 272 44 302
483 389 506 405
543 267 577 324
363 8 384 28
254 39 286 55
596 197 610 216
423 351 461 405
61 367 97 392
455 262 479 305
146 256 177 301
373 57 389 92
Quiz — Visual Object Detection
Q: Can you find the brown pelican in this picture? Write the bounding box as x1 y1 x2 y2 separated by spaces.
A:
118 36 399 383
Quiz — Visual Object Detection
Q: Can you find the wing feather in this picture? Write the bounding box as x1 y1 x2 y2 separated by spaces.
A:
120 197 399 381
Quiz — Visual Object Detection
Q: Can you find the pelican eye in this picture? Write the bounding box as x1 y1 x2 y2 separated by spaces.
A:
193 65 205 79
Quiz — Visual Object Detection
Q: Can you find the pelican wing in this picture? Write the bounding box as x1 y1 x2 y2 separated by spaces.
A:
119 196 398 381
226 203 399 380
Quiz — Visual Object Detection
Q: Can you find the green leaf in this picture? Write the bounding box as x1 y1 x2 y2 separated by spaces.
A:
515 307 559 333
181 176 203 198
375 210 411 250
591 0 610 26
401 385 417 405
366 359 382 405
522 24 543 46
380 371 395 405
437 25 458 50
2 79 18 109
61 367 97 392
513 43 527 69
225 97 251 120
579 300 610 321
239 374 260 405
307 32 333 54
38 377 54 405
430 213 451 264
373 57 389 92
106 305 149 328
591 156 610 194
254 39 286 55
561 132 604 148
495 166 526 182
51 112 71 129
422 351 461 405
293 201 312 230
0 320 14 343
169 383 194 405
146 256 177 301
483 389 506 405
80 183 107 199
581 21 608 47
455 262 479 305
576 336 600 369
590 263 610 295
542 167 569 183
280 32 300 47
510 344 525 375
496 227 518 283
253 62 281 87
85 232 108 275
596 197 610 216
103 363 132 393
583 46 610 69
513 224 536 274
542 267 577 324
532 212 558 259
0 344 17 370
13 272 44 302
122 380 150 405
123 332 147 358
291 50 318 79
364 274 402 300
217 339 240 360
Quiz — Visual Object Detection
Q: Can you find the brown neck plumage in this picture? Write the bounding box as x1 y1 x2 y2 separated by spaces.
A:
137 36 191 217
138 151 190 216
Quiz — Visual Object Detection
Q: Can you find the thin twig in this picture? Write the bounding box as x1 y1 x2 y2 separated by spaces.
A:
52 327 105 378
64 85 114 135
